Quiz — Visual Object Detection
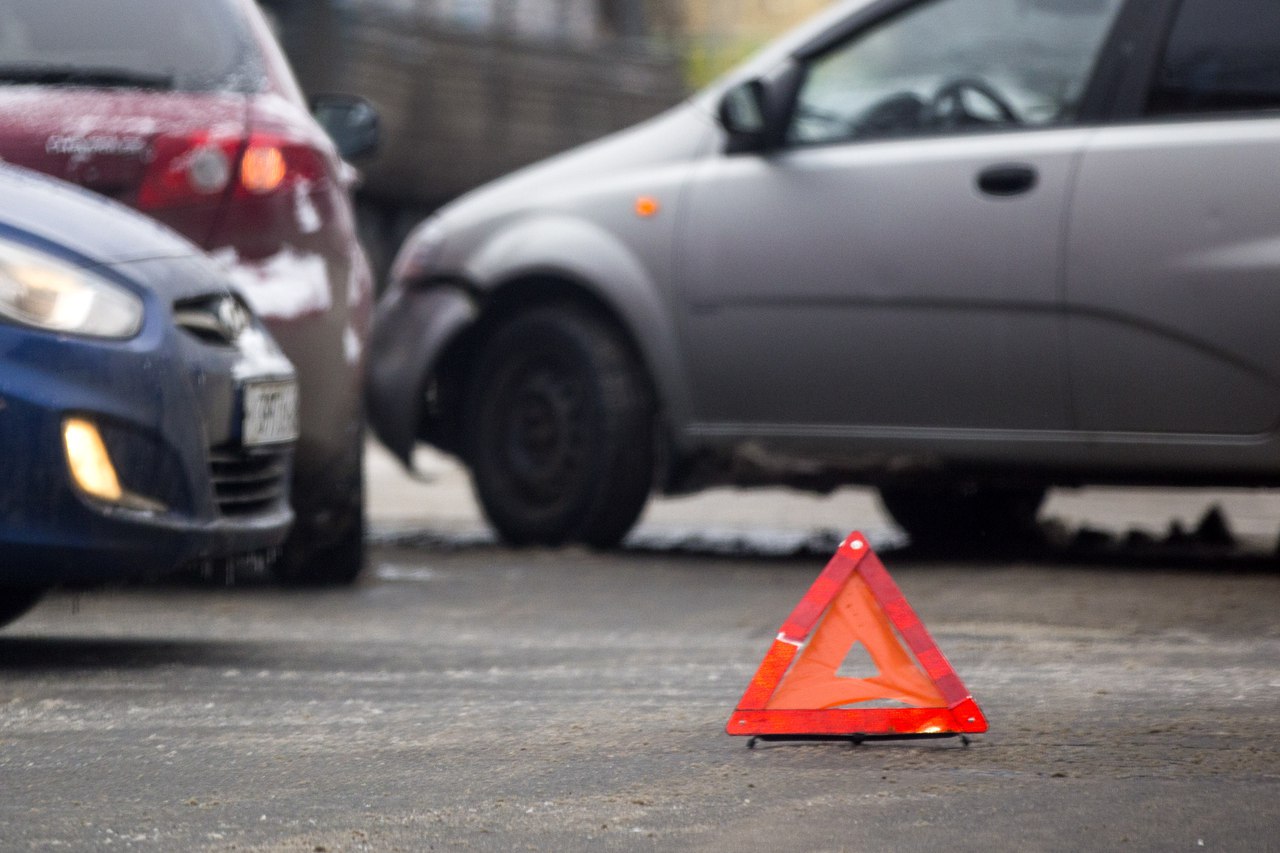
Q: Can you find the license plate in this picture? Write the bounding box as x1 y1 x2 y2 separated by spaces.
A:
242 380 299 447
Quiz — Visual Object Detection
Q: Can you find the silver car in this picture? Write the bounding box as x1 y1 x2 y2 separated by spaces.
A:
367 0 1280 547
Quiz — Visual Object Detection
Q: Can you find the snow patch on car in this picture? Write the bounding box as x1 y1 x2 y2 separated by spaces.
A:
212 247 331 321
232 326 296 381
293 179 321 234
250 92 300 125
60 114 162 136
347 249 371 307
343 325 362 365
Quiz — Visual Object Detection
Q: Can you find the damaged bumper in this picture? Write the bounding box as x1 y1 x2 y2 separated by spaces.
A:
365 283 478 466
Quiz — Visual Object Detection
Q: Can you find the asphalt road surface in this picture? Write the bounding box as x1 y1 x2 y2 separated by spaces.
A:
1 447 1278 851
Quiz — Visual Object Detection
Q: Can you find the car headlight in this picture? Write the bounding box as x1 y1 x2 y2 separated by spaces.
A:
0 238 144 339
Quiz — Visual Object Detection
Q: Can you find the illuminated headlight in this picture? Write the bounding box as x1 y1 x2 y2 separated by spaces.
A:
0 239 144 339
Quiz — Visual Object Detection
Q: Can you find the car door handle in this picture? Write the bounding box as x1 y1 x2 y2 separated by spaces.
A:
977 164 1037 197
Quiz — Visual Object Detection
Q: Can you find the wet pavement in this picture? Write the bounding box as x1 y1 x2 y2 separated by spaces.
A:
369 442 1280 563
0 444 1277 851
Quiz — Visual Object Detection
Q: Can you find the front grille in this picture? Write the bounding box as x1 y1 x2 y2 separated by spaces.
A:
209 447 289 516
174 294 251 346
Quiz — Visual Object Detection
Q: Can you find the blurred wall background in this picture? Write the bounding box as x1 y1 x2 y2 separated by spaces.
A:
259 0 832 278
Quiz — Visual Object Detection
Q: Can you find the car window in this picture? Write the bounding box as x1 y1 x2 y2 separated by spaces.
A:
1147 0 1280 117
0 0 264 93
788 0 1123 146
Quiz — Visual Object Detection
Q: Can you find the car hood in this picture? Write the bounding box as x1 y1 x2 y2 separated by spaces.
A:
0 162 200 266
431 103 717 237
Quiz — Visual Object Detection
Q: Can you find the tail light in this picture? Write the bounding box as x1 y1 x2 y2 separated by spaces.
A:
138 131 328 211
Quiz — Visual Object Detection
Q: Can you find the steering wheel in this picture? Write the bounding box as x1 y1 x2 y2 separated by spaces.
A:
929 77 1020 129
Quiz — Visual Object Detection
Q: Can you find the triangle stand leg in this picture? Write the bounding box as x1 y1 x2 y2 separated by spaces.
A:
746 733 972 749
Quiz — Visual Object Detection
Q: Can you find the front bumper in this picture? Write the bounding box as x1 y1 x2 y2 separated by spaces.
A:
365 282 478 465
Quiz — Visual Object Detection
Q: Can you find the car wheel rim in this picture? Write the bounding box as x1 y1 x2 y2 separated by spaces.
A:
497 361 588 504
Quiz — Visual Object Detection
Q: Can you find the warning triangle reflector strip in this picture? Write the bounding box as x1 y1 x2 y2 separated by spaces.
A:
727 532 987 739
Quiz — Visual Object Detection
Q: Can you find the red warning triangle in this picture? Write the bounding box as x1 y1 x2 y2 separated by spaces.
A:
727 531 987 740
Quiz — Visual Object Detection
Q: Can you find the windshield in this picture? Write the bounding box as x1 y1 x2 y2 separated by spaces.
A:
0 0 265 93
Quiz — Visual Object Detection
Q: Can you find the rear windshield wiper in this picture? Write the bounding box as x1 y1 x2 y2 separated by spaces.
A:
0 64 173 90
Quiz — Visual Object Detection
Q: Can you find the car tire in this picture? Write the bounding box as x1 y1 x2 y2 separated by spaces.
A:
273 442 367 587
878 484 1046 549
0 587 45 629
464 305 655 548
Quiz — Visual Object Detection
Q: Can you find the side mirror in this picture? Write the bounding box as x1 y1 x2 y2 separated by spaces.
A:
718 80 770 154
311 94 381 161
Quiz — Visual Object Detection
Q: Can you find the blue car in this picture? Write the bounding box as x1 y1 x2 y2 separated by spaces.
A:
0 164 297 628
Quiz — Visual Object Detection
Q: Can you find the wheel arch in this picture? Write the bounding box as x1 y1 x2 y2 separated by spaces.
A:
430 273 670 456
431 215 696 464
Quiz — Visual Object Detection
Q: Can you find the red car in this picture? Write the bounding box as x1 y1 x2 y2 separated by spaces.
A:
0 0 379 583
